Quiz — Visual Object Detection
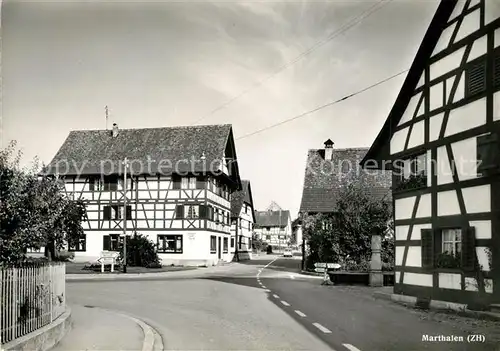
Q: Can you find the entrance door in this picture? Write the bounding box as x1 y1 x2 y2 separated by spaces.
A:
218 237 222 259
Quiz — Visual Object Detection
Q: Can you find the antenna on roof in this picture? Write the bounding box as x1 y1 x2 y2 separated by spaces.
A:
105 105 109 130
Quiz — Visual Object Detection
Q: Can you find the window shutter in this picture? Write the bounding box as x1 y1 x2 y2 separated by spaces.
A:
103 235 111 251
82 235 87 251
175 205 184 219
172 175 181 189
477 133 499 175
421 229 434 269
462 226 476 271
466 60 486 97
103 206 111 220
199 205 207 219
494 52 500 87
196 176 205 189
126 206 132 220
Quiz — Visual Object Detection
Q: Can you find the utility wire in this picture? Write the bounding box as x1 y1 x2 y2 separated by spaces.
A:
190 0 392 126
235 68 409 141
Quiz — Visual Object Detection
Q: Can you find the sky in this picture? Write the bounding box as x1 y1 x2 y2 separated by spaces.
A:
2 0 438 218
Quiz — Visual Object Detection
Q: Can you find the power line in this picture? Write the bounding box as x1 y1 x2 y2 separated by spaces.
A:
235 68 409 141
190 0 393 126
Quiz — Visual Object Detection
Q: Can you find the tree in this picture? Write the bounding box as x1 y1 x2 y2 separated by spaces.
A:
302 183 393 270
252 233 265 252
119 233 161 268
0 141 87 263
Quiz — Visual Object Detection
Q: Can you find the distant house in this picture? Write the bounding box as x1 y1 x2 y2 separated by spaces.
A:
361 1 500 306
291 218 303 249
230 180 256 260
254 203 291 251
299 139 392 218
43 123 242 266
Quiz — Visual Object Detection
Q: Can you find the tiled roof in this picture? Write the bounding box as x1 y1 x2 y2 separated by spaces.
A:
43 124 237 176
231 180 253 218
300 148 392 213
255 210 290 228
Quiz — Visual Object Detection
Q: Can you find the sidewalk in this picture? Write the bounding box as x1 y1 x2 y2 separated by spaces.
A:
51 304 145 351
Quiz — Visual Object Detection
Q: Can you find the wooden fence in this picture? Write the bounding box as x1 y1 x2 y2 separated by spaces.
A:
0 262 66 345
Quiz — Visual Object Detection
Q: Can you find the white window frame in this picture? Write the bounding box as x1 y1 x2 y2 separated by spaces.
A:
442 228 462 255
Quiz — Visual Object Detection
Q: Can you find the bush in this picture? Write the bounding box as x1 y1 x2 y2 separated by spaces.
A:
344 258 370 272
266 245 273 254
382 261 394 271
119 233 161 268
54 251 75 262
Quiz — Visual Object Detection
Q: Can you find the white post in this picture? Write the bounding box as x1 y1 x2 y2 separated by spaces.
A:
101 262 104 273
49 265 54 323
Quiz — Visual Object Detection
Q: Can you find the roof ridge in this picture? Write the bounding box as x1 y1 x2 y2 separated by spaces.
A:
70 124 232 133
308 147 370 152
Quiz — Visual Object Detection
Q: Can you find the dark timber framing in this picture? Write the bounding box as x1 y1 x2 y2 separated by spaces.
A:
60 174 235 248
361 0 500 305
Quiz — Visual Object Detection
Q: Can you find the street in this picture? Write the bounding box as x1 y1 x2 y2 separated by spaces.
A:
64 256 500 351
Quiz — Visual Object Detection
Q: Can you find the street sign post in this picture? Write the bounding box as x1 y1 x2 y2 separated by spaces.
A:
314 262 341 285
98 251 119 273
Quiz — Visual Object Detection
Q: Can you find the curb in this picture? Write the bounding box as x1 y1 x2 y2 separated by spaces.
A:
372 292 500 322
90 307 164 351
1 307 72 351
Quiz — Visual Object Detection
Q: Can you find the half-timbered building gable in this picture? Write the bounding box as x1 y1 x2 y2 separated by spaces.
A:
44 124 243 266
230 180 256 260
254 208 291 249
361 0 500 306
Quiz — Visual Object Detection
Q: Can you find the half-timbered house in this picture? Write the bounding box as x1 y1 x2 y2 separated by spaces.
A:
230 180 256 260
254 204 291 251
361 0 500 306
44 124 242 266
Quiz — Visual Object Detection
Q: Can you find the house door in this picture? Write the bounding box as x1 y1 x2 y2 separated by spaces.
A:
218 237 222 259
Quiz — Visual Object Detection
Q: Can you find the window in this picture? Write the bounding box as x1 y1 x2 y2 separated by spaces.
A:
188 177 196 189
186 205 199 219
88 177 102 191
103 176 118 191
210 236 217 253
266 227 270 231
231 238 235 248
69 235 86 252
442 229 461 255
465 59 487 97
266 235 271 240
157 235 183 253
477 132 500 176
394 153 427 191
223 238 228 253
103 205 131 220
238 236 242 249
421 227 476 270
322 221 332 230
103 234 121 251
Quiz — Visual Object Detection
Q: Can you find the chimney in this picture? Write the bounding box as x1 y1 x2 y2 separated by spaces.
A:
324 139 334 160
112 123 119 138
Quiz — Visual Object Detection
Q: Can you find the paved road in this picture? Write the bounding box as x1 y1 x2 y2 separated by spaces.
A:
65 256 500 351
250 256 500 351
65 260 332 351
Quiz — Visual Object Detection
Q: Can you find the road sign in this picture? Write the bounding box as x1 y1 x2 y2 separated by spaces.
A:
98 251 119 273
314 262 341 271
